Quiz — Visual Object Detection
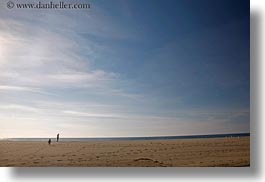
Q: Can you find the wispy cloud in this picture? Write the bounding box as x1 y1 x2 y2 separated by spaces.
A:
0 85 53 95
0 24 111 88
62 109 195 122
0 104 40 113
63 110 123 119
0 9 140 100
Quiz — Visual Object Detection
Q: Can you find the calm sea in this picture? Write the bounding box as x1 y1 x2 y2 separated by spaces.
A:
1 133 250 142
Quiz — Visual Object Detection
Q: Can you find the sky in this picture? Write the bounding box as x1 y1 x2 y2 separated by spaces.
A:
0 0 249 138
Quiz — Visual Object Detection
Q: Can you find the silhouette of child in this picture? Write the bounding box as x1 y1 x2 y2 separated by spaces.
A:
48 139 51 145
57 133 59 142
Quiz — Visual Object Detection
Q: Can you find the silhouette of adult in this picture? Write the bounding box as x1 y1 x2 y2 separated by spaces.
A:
48 139 51 145
57 133 59 142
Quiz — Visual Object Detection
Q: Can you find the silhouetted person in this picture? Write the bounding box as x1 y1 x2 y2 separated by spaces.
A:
57 133 59 142
48 139 51 145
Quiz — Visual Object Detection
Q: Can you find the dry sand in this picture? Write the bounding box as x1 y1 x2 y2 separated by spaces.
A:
0 136 249 167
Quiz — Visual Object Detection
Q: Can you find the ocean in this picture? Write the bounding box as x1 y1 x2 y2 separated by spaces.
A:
1 133 250 142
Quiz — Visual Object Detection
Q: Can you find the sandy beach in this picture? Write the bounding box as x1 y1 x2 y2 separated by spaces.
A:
0 136 250 167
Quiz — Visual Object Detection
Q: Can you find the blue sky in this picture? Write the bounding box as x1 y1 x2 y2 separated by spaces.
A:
0 0 249 137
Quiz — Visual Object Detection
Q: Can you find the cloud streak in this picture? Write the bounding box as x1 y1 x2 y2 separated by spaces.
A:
63 110 123 119
0 85 54 95
0 104 40 113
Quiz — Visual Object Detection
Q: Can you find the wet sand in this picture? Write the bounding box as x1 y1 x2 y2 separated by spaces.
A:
0 136 250 167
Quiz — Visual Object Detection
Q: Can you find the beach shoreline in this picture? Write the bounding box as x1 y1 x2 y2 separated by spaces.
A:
0 136 250 167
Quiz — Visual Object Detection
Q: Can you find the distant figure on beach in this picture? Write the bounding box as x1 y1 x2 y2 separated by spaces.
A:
57 133 59 142
48 139 51 145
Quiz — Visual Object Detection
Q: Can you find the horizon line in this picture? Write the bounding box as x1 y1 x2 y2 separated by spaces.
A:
3 132 250 139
